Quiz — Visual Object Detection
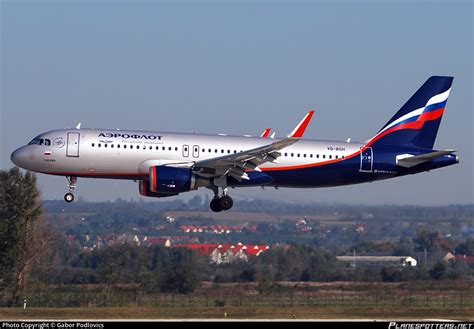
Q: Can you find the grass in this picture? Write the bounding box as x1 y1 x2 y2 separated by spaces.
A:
0 306 473 321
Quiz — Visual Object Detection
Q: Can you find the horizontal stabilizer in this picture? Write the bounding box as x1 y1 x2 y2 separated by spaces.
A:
396 149 457 168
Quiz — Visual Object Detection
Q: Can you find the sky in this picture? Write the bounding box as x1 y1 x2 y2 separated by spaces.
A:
1 0 473 205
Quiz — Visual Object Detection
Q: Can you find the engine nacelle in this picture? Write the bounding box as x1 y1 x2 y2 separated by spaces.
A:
150 165 194 194
143 165 208 197
138 180 178 198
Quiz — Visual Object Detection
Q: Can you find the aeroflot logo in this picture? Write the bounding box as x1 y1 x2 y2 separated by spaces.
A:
98 133 162 140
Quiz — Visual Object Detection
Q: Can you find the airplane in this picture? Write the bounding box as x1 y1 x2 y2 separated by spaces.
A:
11 76 459 212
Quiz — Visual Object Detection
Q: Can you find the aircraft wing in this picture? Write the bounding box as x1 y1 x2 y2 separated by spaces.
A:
192 111 315 181
396 149 457 168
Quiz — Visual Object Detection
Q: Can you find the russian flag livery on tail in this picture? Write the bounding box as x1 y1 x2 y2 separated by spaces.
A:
368 76 452 149
11 76 459 212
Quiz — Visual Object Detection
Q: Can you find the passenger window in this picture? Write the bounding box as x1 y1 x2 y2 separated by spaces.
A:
329 155 332 159
168 147 172 151
221 150 224 153
111 144 114 148
335 155 338 159
44 139 51 146
285 153 287 157
124 145 127 149
104 144 108 148
98 144 101 147
303 154 306 158
202 149 205 153
297 154 300 157
227 150 230 154
323 155 326 159
291 153 294 157
162 146 165 150
156 146 159 150
175 147 178 151
316 154 319 158
215 149 218 153
136 145 139 149
342 155 345 160
310 154 313 158
234 150 237 153
92 143 95 147
117 145 120 148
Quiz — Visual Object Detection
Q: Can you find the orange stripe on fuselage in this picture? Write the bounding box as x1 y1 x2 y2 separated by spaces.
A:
152 166 157 192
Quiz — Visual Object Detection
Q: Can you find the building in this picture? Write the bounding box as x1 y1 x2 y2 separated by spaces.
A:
142 236 172 247
179 225 243 234
444 252 474 265
336 255 417 267
175 242 270 264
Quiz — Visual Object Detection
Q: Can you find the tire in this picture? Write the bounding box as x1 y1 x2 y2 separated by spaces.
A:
219 195 233 211
210 198 222 212
64 193 74 203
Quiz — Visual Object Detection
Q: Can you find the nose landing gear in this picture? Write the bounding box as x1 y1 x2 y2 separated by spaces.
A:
64 176 77 203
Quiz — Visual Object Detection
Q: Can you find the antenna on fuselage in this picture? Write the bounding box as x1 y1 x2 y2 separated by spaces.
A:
75 122 82 129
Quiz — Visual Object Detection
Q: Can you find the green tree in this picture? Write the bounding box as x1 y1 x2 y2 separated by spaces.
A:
414 229 441 252
393 237 415 256
429 261 447 280
0 168 50 306
162 249 201 294
455 238 474 256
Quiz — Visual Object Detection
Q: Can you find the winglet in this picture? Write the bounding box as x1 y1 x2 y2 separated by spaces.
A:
260 128 272 138
75 122 82 129
288 110 315 138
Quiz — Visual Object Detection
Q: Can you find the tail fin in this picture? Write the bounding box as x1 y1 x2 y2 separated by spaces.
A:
367 76 453 149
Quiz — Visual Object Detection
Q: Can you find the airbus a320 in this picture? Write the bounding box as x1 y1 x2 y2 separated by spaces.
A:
11 76 459 212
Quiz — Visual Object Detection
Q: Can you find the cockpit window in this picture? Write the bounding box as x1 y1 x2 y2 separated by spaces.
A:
28 138 51 146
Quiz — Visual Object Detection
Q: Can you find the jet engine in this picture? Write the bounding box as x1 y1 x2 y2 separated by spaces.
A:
138 180 178 198
139 166 208 198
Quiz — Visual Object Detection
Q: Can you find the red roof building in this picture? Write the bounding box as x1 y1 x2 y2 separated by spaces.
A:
174 242 270 264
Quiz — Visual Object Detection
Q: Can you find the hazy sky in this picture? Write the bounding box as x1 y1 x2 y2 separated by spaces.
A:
1 0 473 205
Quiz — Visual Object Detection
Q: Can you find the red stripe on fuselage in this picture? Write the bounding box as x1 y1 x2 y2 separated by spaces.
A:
38 171 147 178
152 166 157 192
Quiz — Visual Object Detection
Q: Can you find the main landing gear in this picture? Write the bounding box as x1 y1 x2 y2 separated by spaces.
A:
64 176 77 203
209 185 234 213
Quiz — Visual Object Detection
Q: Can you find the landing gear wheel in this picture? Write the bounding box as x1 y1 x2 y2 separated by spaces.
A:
219 195 233 211
64 193 74 203
210 198 223 212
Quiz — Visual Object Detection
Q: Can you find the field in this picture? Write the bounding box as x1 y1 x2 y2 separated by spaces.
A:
1 282 473 320
0 306 472 321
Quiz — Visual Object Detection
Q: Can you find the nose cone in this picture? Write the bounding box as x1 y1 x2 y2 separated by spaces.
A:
11 146 31 169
